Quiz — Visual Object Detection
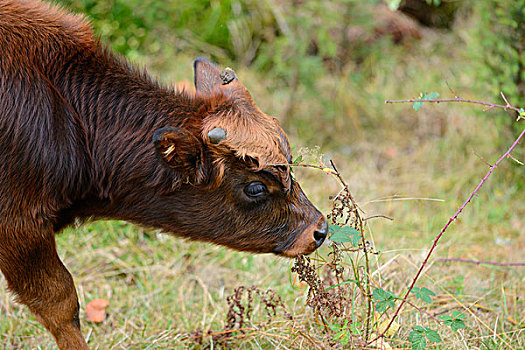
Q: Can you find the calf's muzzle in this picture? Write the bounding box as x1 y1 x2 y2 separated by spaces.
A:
279 215 328 257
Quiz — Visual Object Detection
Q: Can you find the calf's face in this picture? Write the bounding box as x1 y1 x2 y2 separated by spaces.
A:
152 58 327 257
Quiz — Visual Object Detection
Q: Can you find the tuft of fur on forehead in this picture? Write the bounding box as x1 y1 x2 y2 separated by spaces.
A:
199 84 293 190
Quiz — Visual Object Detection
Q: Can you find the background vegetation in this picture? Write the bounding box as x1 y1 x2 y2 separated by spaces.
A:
0 0 523 348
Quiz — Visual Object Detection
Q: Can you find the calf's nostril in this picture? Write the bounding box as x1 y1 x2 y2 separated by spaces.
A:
313 222 328 247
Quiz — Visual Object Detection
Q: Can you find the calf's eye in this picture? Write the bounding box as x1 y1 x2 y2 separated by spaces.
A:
243 181 268 199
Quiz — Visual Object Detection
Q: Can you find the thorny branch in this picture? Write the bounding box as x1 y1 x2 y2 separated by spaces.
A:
366 96 525 346
385 92 522 115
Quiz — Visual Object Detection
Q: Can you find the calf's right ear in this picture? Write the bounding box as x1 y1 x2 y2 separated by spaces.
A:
153 127 207 185
193 57 222 95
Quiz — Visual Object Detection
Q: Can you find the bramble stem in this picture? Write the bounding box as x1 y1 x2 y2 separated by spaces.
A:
385 97 521 114
367 96 525 346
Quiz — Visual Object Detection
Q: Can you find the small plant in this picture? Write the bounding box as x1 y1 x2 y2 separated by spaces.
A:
411 287 435 304
408 326 442 350
439 311 467 332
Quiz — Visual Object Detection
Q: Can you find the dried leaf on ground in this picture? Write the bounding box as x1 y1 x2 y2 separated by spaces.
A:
86 298 109 323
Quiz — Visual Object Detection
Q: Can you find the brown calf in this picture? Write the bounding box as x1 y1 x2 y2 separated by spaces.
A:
0 1 327 348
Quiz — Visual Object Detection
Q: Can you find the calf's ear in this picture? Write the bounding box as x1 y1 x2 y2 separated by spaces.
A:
193 57 222 95
153 127 207 185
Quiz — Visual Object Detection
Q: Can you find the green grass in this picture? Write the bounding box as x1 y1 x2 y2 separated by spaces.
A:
1 7 524 349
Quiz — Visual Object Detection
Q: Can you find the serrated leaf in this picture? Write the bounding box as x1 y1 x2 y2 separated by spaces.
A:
440 312 466 331
374 288 398 312
329 225 360 246
409 330 426 350
413 91 439 111
425 92 439 100
421 287 436 296
413 286 435 303
439 314 453 322
373 288 389 301
425 329 442 342
420 294 432 304
413 101 423 111
375 300 388 312
451 319 466 331
413 91 426 111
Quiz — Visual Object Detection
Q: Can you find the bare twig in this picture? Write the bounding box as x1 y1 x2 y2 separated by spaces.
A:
500 92 512 110
445 81 459 98
385 97 522 114
436 258 525 267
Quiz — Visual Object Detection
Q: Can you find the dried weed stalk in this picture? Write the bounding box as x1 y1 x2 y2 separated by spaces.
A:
291 166 374 346
187 285 292 347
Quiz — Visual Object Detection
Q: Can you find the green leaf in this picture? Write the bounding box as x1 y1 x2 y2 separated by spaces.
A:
413 91 426 111
425 329 442 342
440 313 466 331
413 101 424 112
329 225 361 246
425 92 439 100
373 288 397 312
421 287 436 296
293 155 303 164
341 333 350 346
334 331 346 339
412 287 435 304
409 329 427 350
518 108 525 121
420 294 432 303
375 300 388 312
438 314 453 322
413 91 439 111
451 319 466 331
373 288 389 301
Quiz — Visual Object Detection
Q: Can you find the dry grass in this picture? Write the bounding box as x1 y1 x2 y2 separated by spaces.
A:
1 21 524 350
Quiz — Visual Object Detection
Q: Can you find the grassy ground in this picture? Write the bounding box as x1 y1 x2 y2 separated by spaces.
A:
1 14 524 350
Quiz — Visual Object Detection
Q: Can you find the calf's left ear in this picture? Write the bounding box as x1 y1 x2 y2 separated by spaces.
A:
153 127 207 185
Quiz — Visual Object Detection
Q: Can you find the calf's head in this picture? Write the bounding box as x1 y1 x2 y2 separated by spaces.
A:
151 58 326 257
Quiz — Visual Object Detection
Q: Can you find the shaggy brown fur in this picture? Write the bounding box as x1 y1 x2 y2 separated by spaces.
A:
0 1 327 348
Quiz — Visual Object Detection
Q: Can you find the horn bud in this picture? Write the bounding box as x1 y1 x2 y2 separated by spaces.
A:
207 127 226 144
220 68 237 85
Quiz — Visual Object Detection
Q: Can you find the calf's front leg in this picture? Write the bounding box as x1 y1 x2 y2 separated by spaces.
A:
0 228 88 350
